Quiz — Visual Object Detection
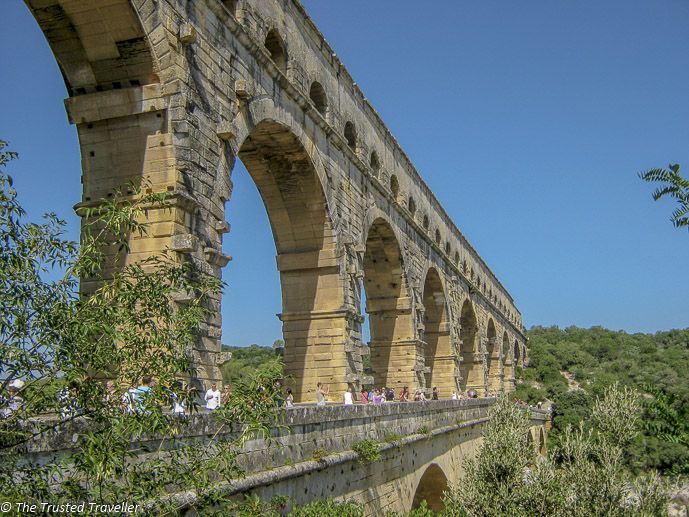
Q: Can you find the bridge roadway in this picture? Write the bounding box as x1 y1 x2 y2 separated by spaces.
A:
24 398 548 515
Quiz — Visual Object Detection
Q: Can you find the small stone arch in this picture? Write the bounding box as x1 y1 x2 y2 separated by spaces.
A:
264 29 287 72
411 464 449 513
370 150 381 175
344 121 357 151
408 196 416 217
538 427 547 456
435 228 441 245
423 214 430 231
390 174 400 200
309 81 327 117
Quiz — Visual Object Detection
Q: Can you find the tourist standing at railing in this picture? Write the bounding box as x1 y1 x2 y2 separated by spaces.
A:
205 382 221 410
343 387 354 405
360 387 369 404
285 388 294 408
316 382 329 406
221 384 231 406
432 387 439 400
385 387 394 402
399 386 410 402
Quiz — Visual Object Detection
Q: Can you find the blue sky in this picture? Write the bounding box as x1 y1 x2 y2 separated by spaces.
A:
1 1 688 347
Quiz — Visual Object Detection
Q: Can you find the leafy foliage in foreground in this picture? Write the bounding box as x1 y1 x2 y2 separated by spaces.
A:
443 386 669 517
0 141 284 513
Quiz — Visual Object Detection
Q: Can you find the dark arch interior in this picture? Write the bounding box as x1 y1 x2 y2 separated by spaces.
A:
370 151 381 174
412 464 449 513
344 121 356 150
265 29 287 72
309 81 327 117
390 175 399 199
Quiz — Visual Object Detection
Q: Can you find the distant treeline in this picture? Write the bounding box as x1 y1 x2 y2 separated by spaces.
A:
517 325 689 475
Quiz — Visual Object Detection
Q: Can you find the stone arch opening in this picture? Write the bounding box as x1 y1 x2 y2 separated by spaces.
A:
370 151 381 175
344 121 356 151
309 81 327 117
486 319 500 392
363 218 415 390
27 0 155 97
459 300 482 392
412 464 449 513
435 228 441 245
237 120 340 401
423 215 429 231
514 340 522 368
264 29 287 72
390 174 400 200
408 197 416 217
422 269 453 395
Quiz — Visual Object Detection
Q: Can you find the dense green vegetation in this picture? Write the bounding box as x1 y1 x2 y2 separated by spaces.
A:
516 325 689 474
220 344 282 388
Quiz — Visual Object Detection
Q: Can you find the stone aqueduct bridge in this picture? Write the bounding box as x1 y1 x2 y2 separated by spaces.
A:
26 0 527 401
27 400 549 514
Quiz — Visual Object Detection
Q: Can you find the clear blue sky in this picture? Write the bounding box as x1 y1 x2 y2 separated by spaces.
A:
1 1 688 347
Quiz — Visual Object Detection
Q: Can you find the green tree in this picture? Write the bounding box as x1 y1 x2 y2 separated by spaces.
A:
0 141 283 512
443 385 669 517
639 163 689 230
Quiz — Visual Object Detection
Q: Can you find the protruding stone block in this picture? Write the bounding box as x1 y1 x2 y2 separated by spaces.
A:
179 23 197 44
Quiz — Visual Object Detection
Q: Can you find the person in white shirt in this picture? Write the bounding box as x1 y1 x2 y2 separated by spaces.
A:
343 387 354 405
205 382 221 410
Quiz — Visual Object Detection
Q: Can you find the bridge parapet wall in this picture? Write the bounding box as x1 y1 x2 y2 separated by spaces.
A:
19 400 548 476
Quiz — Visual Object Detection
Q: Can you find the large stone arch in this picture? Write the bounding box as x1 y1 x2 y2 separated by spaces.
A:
458 299 483 393
421 268 453 396
485 319 500 393
25 0 158 97
362 217 416 390
411 463 449 513
236 119 343 401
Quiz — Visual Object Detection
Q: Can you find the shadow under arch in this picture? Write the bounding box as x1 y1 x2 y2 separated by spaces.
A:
411 463 449 513
514 339 522 368
502 331 511 393
237 120 340 401
362 217 416 390
422 267 453 395
486 319 499 392
458 300 482 393
539 427 547 456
